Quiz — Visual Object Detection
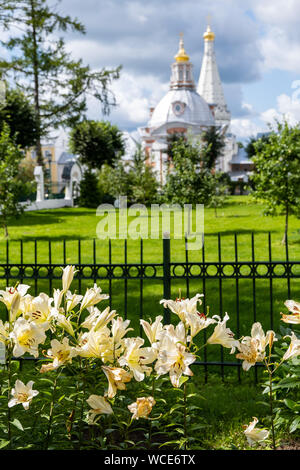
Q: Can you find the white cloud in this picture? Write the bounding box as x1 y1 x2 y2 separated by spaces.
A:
232 89 300 140
253 0 300 27
251 0 300 72
85 71 169 129
258 27 300 73
230 118 263 140
111 72 168 124
260 92 300 126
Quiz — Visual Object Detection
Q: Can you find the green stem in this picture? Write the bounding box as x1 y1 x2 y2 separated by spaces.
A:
7 351 12 449
78 358 88 449
45 371 60 450
183 381 187 450
124 416 133 445
269 370 276 450
148 375 156 449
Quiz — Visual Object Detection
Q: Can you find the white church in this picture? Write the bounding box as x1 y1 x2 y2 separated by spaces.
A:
125 23 253 187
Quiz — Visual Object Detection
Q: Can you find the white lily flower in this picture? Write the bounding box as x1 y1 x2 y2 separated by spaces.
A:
52 310 75 337
10 317 48 358
128 396 156 420
161 321 187 345
184 312 217 338
160 294 204 323
236 338 265 371
0 285 31 322
61 265 77 293
207 313 239 353
281 300 300 324
25 293 53 325
40 337 77 373
81 306 116 331
282 332 300 362
0 319 9 345
86 395 113 424
53 289 64 311
243 417 269 446
111 317 133 344
140 315 164 344
118 337 156 381
76 327 115 362
102 366 132 398
236 323 276 371
65 291 83 312
80 284 109 311
8 379 39 410
155 332 196 387
250 322 276 352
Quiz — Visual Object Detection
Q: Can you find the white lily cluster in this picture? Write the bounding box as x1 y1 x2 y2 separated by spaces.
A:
2 267 299 446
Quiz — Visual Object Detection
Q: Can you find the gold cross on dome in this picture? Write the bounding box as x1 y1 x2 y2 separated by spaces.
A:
206 14 212 27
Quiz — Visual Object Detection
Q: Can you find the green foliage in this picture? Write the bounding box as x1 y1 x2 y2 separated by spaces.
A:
0 86 38 149
250 121 300 243
164 137 228 206
97 147 158 205
127 146 159 204
201 126 226 170
69 120 125 170
78 170 102 208
245 133 270 160
0 0 121 164
98 161 134 203
0 122 24 236
208 172 230 216
166 132 186 161
268 326 300 435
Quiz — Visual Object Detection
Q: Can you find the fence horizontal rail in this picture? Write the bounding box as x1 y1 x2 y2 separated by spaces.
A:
0 261 299 280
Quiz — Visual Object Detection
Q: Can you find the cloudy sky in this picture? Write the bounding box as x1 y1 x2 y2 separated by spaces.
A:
48 0 300 140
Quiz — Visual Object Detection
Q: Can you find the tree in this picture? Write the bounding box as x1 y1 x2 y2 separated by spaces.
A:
166 132 186 161
69 120 125 170
78 169 102 209
0 85 38 149
250 121 300 244
0 122 24 237
245 133 270 160
0 0 120 165
201 126 226 169
208 172 230 217
164 137 220 205
128 146 158 205
98 162 133 204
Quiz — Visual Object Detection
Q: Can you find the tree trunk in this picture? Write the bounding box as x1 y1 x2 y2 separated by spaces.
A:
30 0 43 166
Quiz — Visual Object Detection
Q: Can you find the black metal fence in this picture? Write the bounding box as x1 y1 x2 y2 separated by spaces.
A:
1 233 299 383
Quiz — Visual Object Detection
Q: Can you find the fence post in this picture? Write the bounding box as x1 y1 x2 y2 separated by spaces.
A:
163 237 171 324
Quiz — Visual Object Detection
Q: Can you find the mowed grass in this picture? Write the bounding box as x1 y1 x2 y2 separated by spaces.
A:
0 195 300 371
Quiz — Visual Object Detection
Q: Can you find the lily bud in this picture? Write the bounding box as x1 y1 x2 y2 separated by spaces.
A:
10 291 21 322
62 266 77 293
268 331 275 351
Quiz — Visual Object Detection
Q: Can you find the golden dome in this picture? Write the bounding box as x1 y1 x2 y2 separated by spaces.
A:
203 25 215 41
174 33 189 62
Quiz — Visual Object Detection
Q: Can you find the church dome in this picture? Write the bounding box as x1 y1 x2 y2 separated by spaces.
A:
149 88 214 128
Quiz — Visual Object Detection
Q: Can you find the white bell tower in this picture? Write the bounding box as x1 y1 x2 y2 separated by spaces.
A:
197 21 231 128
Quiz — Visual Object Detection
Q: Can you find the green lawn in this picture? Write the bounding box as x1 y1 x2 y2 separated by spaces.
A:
2 195 300 262
1 195 300 372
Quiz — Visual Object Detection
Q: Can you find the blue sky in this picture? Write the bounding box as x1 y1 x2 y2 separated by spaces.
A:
8 0 300 142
